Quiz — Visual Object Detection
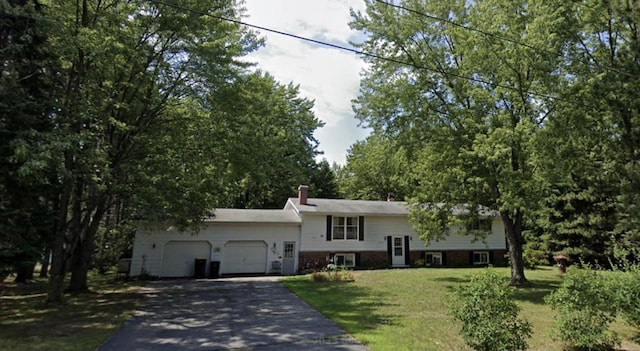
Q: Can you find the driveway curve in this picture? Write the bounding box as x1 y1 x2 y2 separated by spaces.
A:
100 277 369 350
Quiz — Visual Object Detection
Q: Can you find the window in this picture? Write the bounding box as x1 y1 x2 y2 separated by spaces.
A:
468 219 492 231
473 251 489 265
425 252 442 266
393 237 403 256
334 253 355 267
283 242 295 259
333 216 359 240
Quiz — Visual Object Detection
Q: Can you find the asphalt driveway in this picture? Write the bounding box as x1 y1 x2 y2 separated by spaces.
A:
100 277 369 350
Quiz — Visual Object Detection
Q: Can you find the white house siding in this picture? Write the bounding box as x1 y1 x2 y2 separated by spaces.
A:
423 218 507 251
130 223 299 277
297 214 505 252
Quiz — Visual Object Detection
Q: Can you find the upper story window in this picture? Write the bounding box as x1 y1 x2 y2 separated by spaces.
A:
468 219 492 231
333 216 359 240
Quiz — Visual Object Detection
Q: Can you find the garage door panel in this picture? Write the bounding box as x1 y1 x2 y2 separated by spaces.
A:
222 241 267 274
161 241 211 277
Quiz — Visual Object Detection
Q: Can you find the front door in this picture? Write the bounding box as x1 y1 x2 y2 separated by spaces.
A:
392 236 405 266
282 241 296 275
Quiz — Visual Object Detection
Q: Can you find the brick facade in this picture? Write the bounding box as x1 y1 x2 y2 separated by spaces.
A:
299 249 507 272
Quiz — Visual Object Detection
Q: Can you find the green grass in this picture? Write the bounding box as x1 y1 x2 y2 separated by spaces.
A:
0 272 142 351
283 266 640 351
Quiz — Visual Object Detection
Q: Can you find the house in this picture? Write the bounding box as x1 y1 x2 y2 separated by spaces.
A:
129 185 508 277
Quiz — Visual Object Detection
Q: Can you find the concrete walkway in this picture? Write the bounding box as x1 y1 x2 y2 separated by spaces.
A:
100 277 369 350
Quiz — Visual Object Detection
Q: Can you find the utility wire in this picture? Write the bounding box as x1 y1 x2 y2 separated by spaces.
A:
373 0 636 78
148 0 560 101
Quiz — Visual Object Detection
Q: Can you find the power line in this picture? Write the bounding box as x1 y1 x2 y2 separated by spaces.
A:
373 0 636 78
147 0 560 101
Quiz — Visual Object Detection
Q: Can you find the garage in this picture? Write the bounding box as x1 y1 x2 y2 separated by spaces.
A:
221 241 268 274
160 241 211 277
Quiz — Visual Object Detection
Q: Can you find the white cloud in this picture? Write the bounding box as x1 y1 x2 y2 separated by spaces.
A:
243 0 370 165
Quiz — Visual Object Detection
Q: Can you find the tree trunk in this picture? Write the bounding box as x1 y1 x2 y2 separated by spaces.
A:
67 241 91 292
46 232 67 303
67 199 107 292
14 262 35 283
39 247 50 278
46 152 73 303
502 211 528 286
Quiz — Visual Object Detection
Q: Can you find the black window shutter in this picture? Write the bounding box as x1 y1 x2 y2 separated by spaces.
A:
386 236 392 266
404 235 410 266
355 252 361 267
489 251 494 264
329 252 335 264
421 251 426 260
326 215 332 241
469 251 474 265
442 251 447 266
358 216 364 241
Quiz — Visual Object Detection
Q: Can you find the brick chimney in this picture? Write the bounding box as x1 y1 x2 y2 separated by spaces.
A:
298 185 309 205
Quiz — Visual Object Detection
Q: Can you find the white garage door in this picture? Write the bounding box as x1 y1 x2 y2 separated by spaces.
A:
161 241 211 277
221 241 267 274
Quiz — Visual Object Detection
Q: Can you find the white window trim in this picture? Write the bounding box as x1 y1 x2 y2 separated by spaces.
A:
332 216 359 240
473 251 489 265
334 253 356 267
425 252 442 266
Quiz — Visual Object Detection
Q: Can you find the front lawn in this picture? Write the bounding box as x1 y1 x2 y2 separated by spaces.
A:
283 267 640 351
0 273 142 351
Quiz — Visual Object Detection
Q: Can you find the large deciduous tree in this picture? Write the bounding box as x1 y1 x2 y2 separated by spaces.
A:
9 0 260 302
351 0 568 284
212 72 324 209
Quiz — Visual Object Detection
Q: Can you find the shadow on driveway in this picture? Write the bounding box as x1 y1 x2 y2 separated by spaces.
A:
100 277 369 350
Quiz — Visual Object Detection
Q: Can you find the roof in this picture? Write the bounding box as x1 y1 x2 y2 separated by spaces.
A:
287 198 500 217
287 198 410 216
206 209 302 224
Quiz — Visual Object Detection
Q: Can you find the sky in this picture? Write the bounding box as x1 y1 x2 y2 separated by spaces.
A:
243 0 370 166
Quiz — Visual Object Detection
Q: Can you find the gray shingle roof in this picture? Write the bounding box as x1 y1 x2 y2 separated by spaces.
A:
207 209 301 224
287 198 410 216
287 198 500 217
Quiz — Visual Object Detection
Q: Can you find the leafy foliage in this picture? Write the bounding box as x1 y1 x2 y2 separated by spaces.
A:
337 135 413 201
545 267 620 350
447 269 532 351
349 0 573 284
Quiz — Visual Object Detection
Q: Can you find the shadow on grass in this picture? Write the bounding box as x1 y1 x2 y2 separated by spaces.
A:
512 278 562 305
0 274 141 349
283 278 394 334
432 276 472 284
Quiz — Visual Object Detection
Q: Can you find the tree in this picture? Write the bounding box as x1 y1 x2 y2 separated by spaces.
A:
211 72 324 209
0 0 58 283
13 0 261 302
338 135 412 201
350 0 568 284
534 0 640 264
309 159 340 199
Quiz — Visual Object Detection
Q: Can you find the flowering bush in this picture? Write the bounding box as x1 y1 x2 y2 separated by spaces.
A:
311 266 355 282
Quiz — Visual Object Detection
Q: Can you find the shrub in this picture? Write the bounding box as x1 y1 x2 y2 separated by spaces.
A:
447 269 531 351
610 266 640 331
311 267 355 282
545 266 620 350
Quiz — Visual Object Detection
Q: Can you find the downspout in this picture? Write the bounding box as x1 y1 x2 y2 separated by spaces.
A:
297 223 302 273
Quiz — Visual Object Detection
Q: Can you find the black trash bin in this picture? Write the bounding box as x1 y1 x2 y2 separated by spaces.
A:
209 261 220 279
194 258 207 278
